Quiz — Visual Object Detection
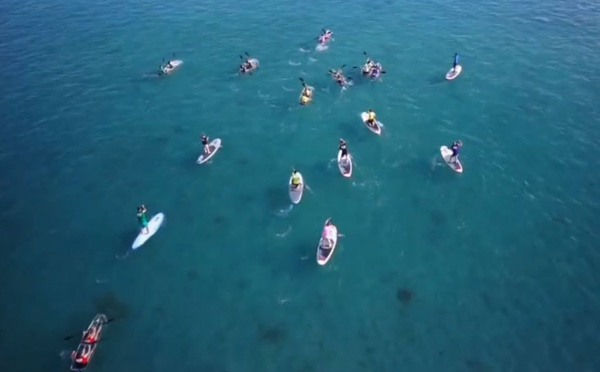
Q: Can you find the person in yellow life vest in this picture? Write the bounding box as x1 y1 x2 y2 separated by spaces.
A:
366 109 377 127
300 93 310 105
291 170 302 189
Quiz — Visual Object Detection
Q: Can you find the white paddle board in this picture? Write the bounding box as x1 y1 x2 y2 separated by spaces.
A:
337 149 352 178
316 218 338 266
196 138 222 164
161 60 183 75
360 112 382 135
288 172 304 204
445 65 462 80
440 146 463 173
132 213 165 250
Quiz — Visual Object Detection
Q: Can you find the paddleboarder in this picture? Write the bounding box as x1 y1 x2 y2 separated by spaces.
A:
449 140 462 163
339 139 348 159
452 53 459 71
83 326 99 344
201 134 210 155
72 345 92 368
137 205 149 234
366 109 377 128
291 170 302 189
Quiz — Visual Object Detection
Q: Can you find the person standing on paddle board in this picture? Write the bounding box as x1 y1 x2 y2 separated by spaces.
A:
449 140 462 163
366 109 377 128
291 170 302 189
201 134 210 155
452 53 459 71
339 139 349 159
137 205 149 234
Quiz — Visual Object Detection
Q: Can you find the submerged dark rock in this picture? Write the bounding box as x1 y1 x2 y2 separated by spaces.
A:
396 288 414 306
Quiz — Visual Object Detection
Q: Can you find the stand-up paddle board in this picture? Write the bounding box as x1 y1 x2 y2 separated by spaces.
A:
160 60 183 75
316 218 338 265
337 149 352 178
440 146 463 173
288 172 304 204
445 65 462 80
132 213 165 249
360 112 382 135
196 138 222 164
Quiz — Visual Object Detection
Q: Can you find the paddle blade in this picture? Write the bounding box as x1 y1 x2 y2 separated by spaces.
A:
381 71 387 74
103 318 115 324
245 51 250 56
363 51 367 56
63 335 75 341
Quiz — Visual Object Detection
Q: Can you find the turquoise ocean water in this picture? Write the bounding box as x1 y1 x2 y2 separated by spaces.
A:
1 0 600 371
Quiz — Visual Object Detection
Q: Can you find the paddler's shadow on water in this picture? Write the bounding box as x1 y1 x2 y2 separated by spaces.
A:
405 157 455 184
428 74 447 86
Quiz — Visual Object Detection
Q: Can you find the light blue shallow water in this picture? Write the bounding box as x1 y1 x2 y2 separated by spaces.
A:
1 0 600 371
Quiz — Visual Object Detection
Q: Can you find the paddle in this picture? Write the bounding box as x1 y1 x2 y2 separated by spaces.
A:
63 318 116 341
299 77 306 88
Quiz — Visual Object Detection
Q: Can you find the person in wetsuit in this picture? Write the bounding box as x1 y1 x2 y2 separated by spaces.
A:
339 139 348 159
201 134 210 154
449 140 462 163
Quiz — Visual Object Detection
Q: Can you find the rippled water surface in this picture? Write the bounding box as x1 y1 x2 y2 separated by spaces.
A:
1 0 599 371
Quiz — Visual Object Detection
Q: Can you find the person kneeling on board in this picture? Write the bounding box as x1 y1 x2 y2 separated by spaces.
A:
449 140 462 163
137 205 149 234
300 85 313 105
83 326 99 344
291 170 302 189
240 57 254 73
72 344 93 368
339 139 349 159
366 109 377 128
329 69 347 86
